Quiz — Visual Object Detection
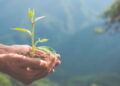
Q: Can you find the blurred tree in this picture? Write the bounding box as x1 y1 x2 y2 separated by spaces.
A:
91 83 98 86
103 0 120 33
0 73 59 86
0 73 12 86
30 79 59 86
104 0 120 22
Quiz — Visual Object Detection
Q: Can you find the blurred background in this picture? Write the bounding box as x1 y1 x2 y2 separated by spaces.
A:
0 0 120 86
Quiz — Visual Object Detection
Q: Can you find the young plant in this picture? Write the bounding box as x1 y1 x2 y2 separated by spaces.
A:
12 8 56 58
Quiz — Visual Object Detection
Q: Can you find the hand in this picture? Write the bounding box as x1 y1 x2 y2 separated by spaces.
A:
0 44 61 68
0 44 61 85
0 44 32 54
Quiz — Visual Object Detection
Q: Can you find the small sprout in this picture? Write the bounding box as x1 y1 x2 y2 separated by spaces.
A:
28 8 34 20
12 8 57 58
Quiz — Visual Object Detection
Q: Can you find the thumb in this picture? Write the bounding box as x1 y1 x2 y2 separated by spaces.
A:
11 45 32 54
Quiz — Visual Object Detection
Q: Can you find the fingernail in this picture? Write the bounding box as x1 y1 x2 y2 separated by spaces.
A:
40 60 47 67
52 69 55 72
57 54 61 59
57 61 61 65
51 69 55 72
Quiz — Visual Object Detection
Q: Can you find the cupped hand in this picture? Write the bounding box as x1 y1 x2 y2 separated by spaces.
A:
0 44 61 85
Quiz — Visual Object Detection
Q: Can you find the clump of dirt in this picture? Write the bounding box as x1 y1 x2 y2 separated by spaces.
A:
18 51 50 60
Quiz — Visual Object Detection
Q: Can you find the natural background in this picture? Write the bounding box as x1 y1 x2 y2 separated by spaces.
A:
0 0 120 86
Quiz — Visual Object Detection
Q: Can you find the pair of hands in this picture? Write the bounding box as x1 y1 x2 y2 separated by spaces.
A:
0 44 61 85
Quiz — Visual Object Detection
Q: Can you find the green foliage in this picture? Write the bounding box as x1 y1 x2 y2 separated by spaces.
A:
40 38 48 42
12 8 56 57
12 28 32 36
0 73 12 86
29 8 35 20
91 83 98 86
37 46 56 58
0 73 59 86
0 73 120 86
94 28 105 34
30 79 59 86
104 0 120 22
35 38 48 46
59 74 120 86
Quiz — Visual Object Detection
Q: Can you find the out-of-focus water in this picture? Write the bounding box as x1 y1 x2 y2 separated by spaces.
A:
1 0 120 86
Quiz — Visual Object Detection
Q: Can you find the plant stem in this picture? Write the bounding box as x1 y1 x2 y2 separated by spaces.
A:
32 22 35 54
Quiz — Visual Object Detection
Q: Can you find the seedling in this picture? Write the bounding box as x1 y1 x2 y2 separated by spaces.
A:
12 8 56 58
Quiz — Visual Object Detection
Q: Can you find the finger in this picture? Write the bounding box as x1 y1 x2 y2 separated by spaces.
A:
40 60 48 68
50 69 55 73
0 46 16 54
23 58 47 69
35 49 45 55
19 45 32 53
0 44 9 53
5 54 48 69
55 60 61 66
0 50 7 54
11 45 32 54
56 54 61 59
48 56 56 71
21 59 48 71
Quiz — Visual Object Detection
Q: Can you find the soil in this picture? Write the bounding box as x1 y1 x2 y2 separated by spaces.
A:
18 51 50 60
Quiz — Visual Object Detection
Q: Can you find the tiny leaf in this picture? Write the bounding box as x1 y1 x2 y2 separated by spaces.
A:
35 38 41 46
32 9 35 17
37 46 56 58
34 16 46 23
12 28 31 36
35 38 48 46
40 39 48 42
28 8 34 19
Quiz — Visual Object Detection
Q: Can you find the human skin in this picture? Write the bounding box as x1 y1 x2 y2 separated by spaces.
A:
0 44 61 85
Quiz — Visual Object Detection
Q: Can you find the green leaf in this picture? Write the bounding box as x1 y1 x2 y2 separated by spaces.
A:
34 16 46 23
35 38 41 46
28 8 34 19
35 38 48 46
32 9 35 16
37 46 56 58
40 39 48 42
12 28 32 36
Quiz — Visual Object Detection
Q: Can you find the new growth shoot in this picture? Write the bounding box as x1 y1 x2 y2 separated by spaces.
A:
13 8 47 54
12 8 57 58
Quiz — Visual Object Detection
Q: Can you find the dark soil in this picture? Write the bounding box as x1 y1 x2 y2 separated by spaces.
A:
18 52 50 60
